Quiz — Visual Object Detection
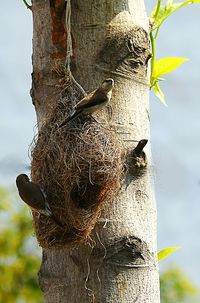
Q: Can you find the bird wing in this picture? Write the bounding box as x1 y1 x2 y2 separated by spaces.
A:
75 90 95 109
28 183 46 209
76 89 107 110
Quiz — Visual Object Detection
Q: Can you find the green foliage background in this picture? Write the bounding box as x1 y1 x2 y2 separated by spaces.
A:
0 187 43 302
160 267 198 303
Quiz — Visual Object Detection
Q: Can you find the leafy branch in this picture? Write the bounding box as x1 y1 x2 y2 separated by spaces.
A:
150 0 200 103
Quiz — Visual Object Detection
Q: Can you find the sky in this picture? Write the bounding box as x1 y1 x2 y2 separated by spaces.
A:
0 0 200 287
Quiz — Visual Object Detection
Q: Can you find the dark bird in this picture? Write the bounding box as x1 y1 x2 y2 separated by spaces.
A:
59 78 114 127
16 174 63 227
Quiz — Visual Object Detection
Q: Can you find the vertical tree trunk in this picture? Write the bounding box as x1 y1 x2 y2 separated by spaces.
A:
31 0 160 302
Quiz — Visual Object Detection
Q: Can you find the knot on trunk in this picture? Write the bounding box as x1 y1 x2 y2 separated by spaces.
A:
96 25 151 83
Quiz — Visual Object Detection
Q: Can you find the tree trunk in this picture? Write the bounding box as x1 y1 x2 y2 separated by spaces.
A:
31 0 160 302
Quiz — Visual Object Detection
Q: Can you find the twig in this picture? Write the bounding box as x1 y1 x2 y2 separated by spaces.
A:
22 0 32 10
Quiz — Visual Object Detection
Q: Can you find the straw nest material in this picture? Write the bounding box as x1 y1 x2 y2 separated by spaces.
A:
31 82 123 248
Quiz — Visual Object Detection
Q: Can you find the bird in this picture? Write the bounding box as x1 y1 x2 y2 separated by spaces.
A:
16 174 63 227
132 139 148 168
59 78 114 127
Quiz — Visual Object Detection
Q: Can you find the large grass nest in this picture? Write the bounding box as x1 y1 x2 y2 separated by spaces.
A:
31 81 123 248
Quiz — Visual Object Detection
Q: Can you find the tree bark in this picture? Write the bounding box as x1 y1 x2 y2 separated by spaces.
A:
31 0 160 302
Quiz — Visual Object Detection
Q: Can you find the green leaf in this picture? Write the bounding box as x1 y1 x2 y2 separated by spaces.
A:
166 0 174 10
152 0 200 30
153 82 166 105
151 3 176 29
158 246 181 262
185 0 200 3
151 4 165 20
154 57 188 78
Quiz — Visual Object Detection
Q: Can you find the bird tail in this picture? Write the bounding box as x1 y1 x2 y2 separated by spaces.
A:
44 208 52 217
59 110 82 128
43 201 64 228
43 201 52 217
41 208 64 228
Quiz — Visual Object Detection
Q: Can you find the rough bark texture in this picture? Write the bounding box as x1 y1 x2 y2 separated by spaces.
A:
31 0 160 302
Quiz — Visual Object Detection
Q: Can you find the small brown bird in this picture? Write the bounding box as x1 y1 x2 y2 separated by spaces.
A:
59 78 114 127
16 174 63 227
132 139 148 168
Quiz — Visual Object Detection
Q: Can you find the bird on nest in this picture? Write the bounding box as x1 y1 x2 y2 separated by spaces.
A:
59 78 114 127
16 174 63 228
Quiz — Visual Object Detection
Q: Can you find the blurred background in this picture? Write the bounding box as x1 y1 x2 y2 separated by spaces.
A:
0 1 200 302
